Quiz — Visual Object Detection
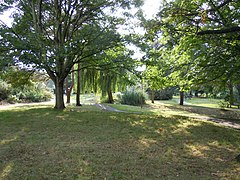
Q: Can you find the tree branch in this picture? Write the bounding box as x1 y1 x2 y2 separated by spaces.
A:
197 26 240 35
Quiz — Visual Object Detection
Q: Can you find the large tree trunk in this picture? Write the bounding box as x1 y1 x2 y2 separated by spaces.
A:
76 63 82 106
179 91 184 105
107 89 114 104
54 77 65 110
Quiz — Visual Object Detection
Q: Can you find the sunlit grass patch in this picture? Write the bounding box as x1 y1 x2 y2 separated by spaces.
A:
186 98 222 108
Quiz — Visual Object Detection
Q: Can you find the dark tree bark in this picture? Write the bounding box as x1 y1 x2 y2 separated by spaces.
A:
76 63 82 106
229 80 234 107
180 91 184 105
66 68 74 104
107 89 114 104
197 26 240 35
195 91 198 97
151 90 154 103
54 77 65 110
235 84 240 99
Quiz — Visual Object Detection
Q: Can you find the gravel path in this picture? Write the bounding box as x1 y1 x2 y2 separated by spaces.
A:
93 103 126 113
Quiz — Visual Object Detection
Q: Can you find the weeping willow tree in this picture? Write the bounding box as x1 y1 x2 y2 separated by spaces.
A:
73 45 136 104
99 68 127 103
73 62 99 105
98 46 136 103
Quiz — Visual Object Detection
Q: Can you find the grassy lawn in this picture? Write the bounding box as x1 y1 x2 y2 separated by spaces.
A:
1 104 240 179
185 97 222 108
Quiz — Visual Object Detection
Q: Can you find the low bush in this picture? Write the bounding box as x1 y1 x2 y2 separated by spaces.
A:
0 80 11 101
7 95 18 104
18 88 52 102
154 89 174 100
2 83 53 104
147 88 174 100
218 100 229 109
119 90 146 106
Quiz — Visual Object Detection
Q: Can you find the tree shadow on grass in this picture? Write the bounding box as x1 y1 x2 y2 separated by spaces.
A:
166 104 240 124
0 108 240 179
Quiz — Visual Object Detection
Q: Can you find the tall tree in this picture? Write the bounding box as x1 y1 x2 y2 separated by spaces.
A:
141 0 240 105
0 0 143 109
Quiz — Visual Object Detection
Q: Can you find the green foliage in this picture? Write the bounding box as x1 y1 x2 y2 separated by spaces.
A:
17 88 52 102
100 96 110 103
148 88 174 100
0 66 52 103
1 67 34 89
0 79 11 101
0 77 52 103
0 0 144 109
140 0 240 101
7 95 18 104
118 90 146 106
218 100 229 110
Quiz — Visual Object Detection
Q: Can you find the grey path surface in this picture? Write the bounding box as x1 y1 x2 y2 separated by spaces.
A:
94 103 126 113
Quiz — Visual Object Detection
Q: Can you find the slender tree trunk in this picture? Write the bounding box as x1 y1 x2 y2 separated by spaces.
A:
151 90 154 103
66 91 71 103
76 63 82 106
66 68 74 104
236 84 240 100
65 75 70 103
229 80 234 107
107 89 114 103
180 91 184 105
54 77 65 110
189 90 193 99
195 91 198 97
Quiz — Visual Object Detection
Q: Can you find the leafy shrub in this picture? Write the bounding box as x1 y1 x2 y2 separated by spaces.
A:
119 90 146 106
7 95 18 104
19 88 52 102
1 68 53 103
100 96 109 103
218 100 229 109
0 80 11 101
154 88 174 100
147 88 174 100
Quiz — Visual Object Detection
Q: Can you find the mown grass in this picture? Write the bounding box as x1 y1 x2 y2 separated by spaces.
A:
185 97 222 108
1 104 240 179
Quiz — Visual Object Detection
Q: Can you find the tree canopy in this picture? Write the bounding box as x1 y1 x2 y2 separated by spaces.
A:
138 0 240 104
0 0 143 109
